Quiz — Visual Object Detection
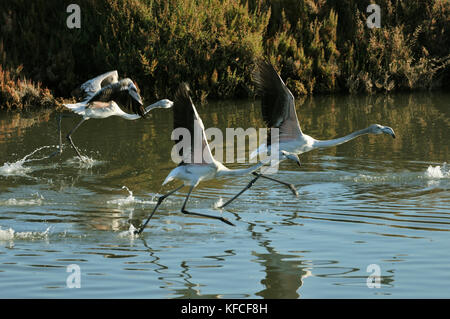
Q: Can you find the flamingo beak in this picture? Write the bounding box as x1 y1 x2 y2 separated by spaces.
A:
281 151 301 167
165 99 174 109
130 90 143 105
383 127 396 139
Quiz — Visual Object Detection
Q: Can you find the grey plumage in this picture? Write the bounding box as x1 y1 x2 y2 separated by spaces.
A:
87 78 145 117
71 70 119 101
70 71 144 117
252 60 301 146
173 83 209 165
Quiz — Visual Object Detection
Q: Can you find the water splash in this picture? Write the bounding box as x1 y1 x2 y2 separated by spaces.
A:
425 163 449 179
0 227 14 241
118 224 138 239
106 186 155 207
0 161 31 176
214 197 224 209
0 146 53 176
352 174 392 183
66 155 101 169
0 226 51 241
0 193 44 206
347 164 450 183
107 186 156 207
107 186 135 206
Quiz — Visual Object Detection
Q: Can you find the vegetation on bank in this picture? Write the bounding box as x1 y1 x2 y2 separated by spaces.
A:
262 0 450 95
0 65 63 111
0 0 449 110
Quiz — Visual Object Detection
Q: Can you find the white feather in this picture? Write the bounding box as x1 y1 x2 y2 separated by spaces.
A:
63 102 87 116
250 143 267 159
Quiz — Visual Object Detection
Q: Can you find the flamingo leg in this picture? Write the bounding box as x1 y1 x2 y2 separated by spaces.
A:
252 172 298 197
218 174 261 209
57 113 62 154
47 114 63 158
181 185 234 226
48 113 78 159
66 118 87 160
135 185 184 234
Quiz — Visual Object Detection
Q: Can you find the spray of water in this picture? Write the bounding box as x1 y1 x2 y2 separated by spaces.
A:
425 163 449 179
0 145 54 176
65 155 99 169
118 224 138 239
214 197 224 209
0 193 44 206
107 186 156 207
0 226 51 241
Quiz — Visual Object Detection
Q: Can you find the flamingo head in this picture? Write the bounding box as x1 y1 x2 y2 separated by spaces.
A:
369 124 396 138
281 150 301 167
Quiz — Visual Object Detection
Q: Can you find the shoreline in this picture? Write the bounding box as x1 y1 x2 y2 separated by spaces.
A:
0 0 448 106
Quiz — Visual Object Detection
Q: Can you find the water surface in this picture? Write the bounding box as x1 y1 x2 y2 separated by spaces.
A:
0 92 449 298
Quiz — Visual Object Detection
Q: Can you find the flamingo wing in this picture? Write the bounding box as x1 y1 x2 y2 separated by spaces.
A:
72 70 119 102
87 79 145 117
253 60 302 145
173 83 215 165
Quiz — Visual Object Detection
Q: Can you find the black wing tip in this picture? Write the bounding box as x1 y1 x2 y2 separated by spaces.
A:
138 104 146 118
252 58 280 94
253 58 276 75
254 57 273 70
174 82 192 104
176 82 190 96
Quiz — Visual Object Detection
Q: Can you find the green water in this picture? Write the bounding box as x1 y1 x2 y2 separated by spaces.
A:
0 92 449 298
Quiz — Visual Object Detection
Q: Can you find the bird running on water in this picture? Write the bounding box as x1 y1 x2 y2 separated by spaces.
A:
135 83 266 234
219 60 396 208
53 70 173 160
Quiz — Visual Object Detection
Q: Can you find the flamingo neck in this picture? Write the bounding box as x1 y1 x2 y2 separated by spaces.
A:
144 101 166 113
217 161 264 177
121 113 141 120
313 127 371 149
112 103 141 120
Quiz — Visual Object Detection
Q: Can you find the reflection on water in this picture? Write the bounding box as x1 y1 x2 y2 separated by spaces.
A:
0 92 449 298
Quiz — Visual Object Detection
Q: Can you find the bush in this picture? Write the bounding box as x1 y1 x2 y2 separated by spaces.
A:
0 0 448 109
0 64 63 111
0 0 269 102
264 0 450 94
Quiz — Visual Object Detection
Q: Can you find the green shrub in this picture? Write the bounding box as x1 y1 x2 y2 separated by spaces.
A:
0 0 269 102
264 0 450 94
0 0 448 110
0 65 63 111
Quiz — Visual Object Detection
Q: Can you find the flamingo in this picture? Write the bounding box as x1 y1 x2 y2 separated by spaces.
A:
218 60 396 208
52 71 173 160
135 83 266 234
